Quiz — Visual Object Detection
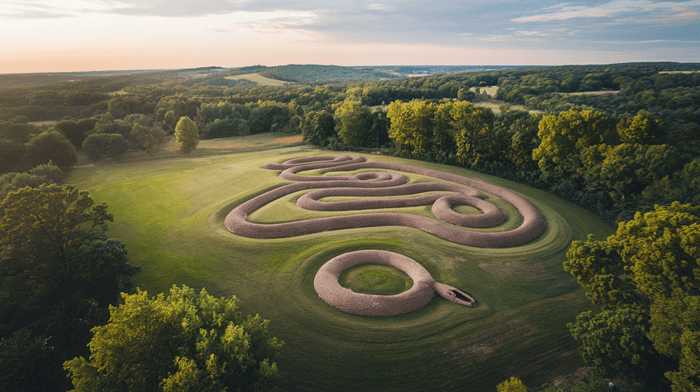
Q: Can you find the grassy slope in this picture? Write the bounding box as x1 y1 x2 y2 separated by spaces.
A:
67 136 614 392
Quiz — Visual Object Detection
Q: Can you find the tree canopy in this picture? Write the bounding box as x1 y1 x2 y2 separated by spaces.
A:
565 203 700 390
24 130 78 169
174 116 199 152
0 184 139 392
64 285 283 392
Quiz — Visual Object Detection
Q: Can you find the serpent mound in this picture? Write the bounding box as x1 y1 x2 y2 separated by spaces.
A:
314 250 474 316
225 155 546 316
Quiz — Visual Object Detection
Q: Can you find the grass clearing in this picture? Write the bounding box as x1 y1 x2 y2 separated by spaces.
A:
28 120 58 126
339 265 413 295
67 141 614 391
225 73 290 86
475 100 543 115
470 86 499 97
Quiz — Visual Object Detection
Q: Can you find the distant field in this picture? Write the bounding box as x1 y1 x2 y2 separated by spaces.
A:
67 139 614 391
659 70 700 74
107 89 128 95
474 100 543 115
224 73 290 86
471 85 499 97
563 90 620 95
28 120 58 126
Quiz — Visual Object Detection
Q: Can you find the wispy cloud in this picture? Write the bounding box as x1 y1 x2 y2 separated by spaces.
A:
592 39 700 44
368 3 396 11
516 30 549 36
512 0 700 23
201 10 321 34
0 0 131 19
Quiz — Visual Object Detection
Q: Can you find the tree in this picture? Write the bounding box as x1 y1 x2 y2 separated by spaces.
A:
28 162 64 184
580 143 683 210
335 101 372 147
450 101 495 165
174 116 199 152
505 112 541 171
0 329 55 392
0 184 139 392
533 108 616 182
642 157 700 208
0 138 26 173
568 306 667 384
0 184 137 327
617 110 663 145
107 95 143 119
52 120 86 147
64 285 283 392
130 123 167 152
24 130 77 169
82 133 129 161
302 110 336 146
457 88 476 102
565 203 700 390
497 376 528 392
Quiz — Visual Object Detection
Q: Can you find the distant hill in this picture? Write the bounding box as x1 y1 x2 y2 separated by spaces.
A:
257 64 402 84
0 64 532 89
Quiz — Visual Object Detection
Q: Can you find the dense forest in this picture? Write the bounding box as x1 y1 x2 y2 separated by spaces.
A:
1 62 699 391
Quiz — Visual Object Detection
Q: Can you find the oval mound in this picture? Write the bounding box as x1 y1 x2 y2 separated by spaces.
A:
314 250 436 316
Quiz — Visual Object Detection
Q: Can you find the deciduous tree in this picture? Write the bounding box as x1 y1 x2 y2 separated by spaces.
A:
335 101 372 147
64 285 283 392
174 116 199 152
82 133 129 161
450 101 494 165
302 110 336 146
565 203 700 390
617 109 663 145
24 130 77 169
0 184 138 392
496 376 528 392
533 108 616 182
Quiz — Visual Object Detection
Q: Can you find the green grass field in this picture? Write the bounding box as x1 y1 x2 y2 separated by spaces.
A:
67 134 614 391
225 73 290 86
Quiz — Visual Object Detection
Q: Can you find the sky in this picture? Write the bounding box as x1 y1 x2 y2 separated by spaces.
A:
1 0 699 73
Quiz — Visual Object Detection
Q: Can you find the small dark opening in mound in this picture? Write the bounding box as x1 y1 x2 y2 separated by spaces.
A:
450 289 473 303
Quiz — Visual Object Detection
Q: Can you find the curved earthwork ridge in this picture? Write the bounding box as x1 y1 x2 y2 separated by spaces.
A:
314 250 474 316
225 155 546 248
224 155 546 316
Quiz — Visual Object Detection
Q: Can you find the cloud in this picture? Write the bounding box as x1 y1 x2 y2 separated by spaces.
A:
516 30 549 36
512 0 700 23
0 0 131 19
0 0 261 19
635 9 700 24
368 3 396 11
200 10 322 36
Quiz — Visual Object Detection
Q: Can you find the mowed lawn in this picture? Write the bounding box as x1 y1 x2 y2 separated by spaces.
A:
67 137 614 391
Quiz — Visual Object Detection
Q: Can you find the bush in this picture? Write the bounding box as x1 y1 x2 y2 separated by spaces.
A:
28 163 64 184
